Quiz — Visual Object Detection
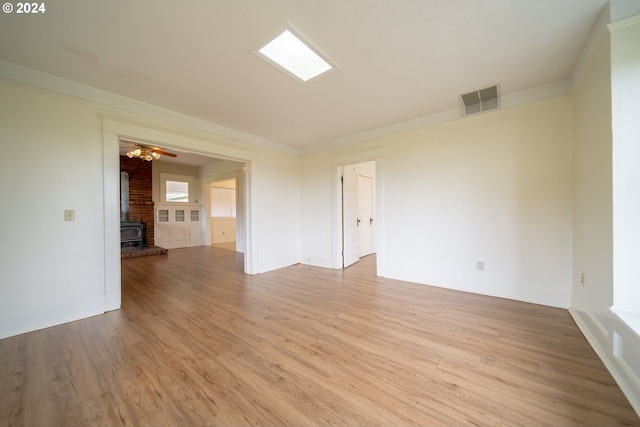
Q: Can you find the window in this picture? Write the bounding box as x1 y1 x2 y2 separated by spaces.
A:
210 187 236 218
160 173 194 203
166 180 189 203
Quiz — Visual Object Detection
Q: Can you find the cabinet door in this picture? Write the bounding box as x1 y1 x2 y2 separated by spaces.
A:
170 226 188 242
156 227 172 243
175 209 185 222
190 224 202 242
158 209 169 223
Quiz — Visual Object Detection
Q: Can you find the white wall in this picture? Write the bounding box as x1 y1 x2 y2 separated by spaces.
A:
255 149 301 271
571 20 613 319
611 15 640 314
0 76 301 338
570 11 640 414
390 99 572 307
300 154 335 267
0 78 107 338
211 218 237 243
300 97 573 308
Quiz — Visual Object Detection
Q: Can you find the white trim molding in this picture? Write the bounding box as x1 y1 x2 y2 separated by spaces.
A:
570 309 640 416
0 296 105 340
612 307 640 338
2 59 575 158
101 118 259 280
0 60 295 155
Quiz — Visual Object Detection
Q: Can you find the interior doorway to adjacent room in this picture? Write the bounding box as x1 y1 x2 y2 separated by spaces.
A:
206 176 239 252
342 161 376 268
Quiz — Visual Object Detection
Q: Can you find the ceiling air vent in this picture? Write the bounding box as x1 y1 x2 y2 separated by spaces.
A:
461 85 499 116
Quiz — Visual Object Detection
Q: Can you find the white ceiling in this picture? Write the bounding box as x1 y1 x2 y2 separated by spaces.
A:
0 0 607 151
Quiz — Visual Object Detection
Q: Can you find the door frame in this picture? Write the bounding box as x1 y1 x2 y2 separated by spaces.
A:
330 149 384 274
204 172 240 249
102 118 258 312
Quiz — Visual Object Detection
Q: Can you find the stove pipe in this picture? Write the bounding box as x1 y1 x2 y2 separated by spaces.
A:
120 171 130 221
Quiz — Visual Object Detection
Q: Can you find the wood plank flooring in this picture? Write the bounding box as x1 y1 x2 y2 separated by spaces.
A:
1 246 638 426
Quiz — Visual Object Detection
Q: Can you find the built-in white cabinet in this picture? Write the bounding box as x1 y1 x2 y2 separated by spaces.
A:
155 203 203 249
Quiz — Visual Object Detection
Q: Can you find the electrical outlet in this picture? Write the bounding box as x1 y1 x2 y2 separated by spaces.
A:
580 272 585 286
477 261 484 271
64 209 75 221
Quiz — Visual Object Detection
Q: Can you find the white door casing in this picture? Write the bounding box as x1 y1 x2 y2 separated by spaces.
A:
331 149 383 272
103 118 258 313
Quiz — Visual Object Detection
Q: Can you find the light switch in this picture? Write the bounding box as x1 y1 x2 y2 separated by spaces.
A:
64 209 75 221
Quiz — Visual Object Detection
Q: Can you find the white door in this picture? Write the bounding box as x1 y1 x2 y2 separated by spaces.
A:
358 175 373 257
342 165 359 268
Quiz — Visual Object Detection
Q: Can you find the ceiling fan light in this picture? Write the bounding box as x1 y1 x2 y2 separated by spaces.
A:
124 144 173 161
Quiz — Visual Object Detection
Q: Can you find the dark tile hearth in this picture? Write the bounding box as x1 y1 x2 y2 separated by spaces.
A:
121 245 168 259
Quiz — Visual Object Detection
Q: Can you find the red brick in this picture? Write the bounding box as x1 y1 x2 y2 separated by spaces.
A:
120 156 155 246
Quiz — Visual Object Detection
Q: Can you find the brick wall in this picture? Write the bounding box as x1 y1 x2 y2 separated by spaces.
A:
120 156 155 246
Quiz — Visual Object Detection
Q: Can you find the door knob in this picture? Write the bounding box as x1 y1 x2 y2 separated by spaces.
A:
357 218 361 226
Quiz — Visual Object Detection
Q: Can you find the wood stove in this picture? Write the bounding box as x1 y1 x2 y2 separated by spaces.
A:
121 220 145 248
120 170 146 248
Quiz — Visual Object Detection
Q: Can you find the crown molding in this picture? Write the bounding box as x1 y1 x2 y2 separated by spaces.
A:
302 80 571 156
1 59 574 159
500 80 571 109
608 13 640 31
0 60 299 156
300 108 462 155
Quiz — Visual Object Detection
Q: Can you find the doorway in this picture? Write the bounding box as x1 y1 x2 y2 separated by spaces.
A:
342 161 376 268
103 118 258 312
207 176 238 252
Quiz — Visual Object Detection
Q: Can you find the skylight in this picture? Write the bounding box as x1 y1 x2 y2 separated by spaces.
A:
257 29 333 83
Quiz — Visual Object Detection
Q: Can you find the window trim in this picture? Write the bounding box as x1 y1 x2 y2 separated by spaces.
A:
159 173 194 204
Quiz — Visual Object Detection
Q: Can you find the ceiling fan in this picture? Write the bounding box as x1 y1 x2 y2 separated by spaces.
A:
124 142 177 161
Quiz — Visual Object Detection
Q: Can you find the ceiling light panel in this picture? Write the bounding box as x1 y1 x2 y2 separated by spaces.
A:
256 27 335 83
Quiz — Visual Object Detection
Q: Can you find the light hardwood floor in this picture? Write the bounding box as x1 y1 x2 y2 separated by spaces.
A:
212 241 236 251
1 246 638 426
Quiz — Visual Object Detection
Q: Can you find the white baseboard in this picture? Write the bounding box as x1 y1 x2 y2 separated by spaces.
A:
570 308 640 417
0 296 105 339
